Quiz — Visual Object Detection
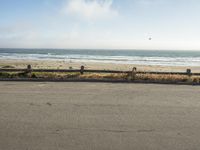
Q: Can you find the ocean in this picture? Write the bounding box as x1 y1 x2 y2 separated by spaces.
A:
0 48 200 67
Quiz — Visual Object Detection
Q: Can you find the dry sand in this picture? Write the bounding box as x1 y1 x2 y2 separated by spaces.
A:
0 59 200 72
0 82 200 150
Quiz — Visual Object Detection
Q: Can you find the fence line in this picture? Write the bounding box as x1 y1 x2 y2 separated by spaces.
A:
0 65 200 76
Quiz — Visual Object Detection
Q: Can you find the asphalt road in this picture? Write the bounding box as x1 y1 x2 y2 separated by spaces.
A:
0 82 200 150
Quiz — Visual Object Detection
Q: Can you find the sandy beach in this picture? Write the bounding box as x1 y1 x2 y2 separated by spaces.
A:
0 59 200 72
0 82 200 150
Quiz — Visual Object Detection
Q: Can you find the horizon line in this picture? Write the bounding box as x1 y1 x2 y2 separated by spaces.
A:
0 47 200 51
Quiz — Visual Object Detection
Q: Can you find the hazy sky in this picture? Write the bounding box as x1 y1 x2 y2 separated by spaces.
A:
0 0 200 50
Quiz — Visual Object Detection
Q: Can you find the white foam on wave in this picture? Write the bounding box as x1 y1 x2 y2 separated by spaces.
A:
1 52 200 66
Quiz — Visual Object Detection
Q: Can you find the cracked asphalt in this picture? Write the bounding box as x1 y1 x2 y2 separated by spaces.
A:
0 82 200 150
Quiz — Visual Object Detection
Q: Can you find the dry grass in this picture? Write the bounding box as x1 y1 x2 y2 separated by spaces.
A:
80 73 127 79
191 76 200 84
136 73 200 83
32 72 80 79
136 74 190 82
0 71 200 84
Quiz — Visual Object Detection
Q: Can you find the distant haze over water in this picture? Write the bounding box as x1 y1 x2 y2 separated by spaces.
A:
0 48 200 67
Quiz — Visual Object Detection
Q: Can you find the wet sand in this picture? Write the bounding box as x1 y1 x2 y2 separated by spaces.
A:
0 82 200 150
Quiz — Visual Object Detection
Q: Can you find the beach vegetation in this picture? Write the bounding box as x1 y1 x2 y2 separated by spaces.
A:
80 73 127 79
0 71 200 84
136 74 190 82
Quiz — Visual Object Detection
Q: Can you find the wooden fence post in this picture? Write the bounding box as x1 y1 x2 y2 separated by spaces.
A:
80 66 84 75
132 67 137 80
186 69 191 76
27 65 32 73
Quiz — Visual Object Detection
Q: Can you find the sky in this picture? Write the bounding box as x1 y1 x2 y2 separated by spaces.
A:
0 0 200 50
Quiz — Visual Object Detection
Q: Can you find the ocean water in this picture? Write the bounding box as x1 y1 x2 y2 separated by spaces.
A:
0 48 200 66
